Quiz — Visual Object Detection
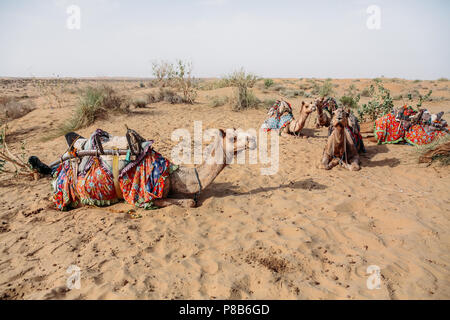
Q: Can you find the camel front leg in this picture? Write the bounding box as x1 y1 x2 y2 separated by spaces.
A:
153 198 196 208
287 120 303 137
343 156 361 171
319 153 334 170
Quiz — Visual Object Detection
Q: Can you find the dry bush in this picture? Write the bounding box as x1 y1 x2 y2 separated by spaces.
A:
417 134 450 165
312 79 334 97
0 97 35 121
209 95 229 107
172 60 198 104
197 79 230 91
151 60 174 86
146 89 183 105
133 97 148 108
226 68 260 110
151 60 198 103
0 125 35 178
158 88 184 104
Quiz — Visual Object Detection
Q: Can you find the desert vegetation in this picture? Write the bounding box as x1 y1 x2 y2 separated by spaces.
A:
357 80 394 122
0 125 35 178
50 86 129 138
0 97 35 122
208 95 229 107
417 134 450 165
226 68 261 110
151 60 198 104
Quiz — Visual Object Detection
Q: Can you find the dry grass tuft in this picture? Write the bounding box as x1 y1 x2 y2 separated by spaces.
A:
417 134 450 165
47 86 129 139
0 97 35 122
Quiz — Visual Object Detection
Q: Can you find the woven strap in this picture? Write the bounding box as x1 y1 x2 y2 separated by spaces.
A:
112 150 123 199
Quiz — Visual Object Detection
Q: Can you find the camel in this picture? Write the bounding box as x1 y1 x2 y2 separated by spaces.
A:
319 107 361 171
314 97 338 128
159 128 256 208
30 128 256 209
280 101 316 137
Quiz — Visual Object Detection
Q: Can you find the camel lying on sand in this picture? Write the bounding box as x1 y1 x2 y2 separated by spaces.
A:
161 129 256 207
280 101 316 137
31 128 256 209
319 107 361 171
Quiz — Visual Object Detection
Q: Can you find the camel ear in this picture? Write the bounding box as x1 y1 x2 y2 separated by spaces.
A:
218 129 226 137
302 101 305 106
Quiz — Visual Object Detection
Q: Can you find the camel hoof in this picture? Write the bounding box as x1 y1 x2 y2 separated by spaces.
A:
186 199 196 208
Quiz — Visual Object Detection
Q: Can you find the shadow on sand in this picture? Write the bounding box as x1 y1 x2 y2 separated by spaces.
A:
360 144 401 168
198 178 327 204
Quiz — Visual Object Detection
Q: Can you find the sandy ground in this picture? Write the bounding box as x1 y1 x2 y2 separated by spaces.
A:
0 78 449 300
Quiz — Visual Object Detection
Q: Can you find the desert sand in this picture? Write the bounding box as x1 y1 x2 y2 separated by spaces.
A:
0 78 449 300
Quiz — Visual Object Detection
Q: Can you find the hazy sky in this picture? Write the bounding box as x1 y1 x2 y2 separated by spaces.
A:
0 0 449 79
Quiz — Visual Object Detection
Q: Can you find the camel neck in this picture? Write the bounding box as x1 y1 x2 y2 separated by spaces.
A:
196 139 228 189
297 109 310 128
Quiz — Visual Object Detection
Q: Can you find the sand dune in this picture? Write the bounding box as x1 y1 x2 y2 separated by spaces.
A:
0 78 449 299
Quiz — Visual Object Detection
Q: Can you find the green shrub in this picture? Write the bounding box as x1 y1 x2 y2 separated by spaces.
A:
357 80 393 122
312 79 334 97
339 85 360 109
226 68 260 110
340 96 360 110
281 89 304 99
409 90 433 108
51 86 128 138
264 79 274 89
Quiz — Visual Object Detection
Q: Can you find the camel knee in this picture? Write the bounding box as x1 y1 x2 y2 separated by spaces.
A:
349 162 361 171
319 157 331 170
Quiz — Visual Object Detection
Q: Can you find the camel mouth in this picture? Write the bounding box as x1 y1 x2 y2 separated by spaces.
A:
333 122 345 128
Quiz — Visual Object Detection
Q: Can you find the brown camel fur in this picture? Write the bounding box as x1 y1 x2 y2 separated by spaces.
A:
281 101 316 137
319 108 361 171
155 128 256 208
314 97 331 128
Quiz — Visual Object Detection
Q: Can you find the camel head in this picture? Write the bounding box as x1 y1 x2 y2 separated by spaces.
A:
300 101 316 115
331 107 349 129
220 129 257 160
314 97 325 114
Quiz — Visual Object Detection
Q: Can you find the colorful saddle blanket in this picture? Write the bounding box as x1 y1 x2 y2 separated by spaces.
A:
374 109 448 146
261 100 294 131
52 130 175 211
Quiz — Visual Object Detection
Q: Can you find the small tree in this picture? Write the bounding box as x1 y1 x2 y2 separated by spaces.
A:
357 80 394 122
339 84 360 110
409 90 432 108
312 79 334 97
172 60 197 104
264 78 274 89
151 60 174 86
227 68 259 110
